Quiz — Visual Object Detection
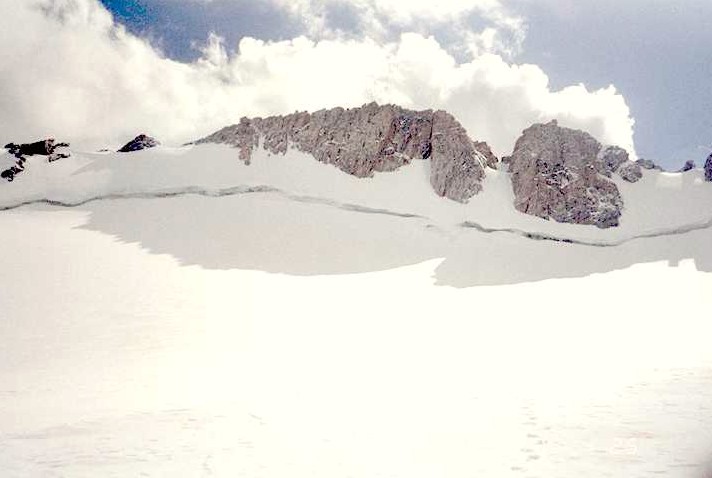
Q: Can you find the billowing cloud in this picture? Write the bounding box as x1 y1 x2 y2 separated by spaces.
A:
0 0 634 156
265 0 526 57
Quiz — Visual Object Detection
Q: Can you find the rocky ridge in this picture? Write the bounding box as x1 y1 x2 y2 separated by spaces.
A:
197 105 667 228
505 121 642 228
197 103 492 203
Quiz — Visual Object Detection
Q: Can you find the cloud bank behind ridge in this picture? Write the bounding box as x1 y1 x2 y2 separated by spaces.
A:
0 0 635 156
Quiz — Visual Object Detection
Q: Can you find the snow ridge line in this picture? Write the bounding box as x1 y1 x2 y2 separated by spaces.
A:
0 185 425 220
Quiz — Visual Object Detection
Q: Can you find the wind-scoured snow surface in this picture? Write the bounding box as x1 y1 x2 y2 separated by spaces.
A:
1 145 712 477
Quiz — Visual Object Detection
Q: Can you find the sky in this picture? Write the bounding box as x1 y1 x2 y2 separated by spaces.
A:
1 0 710 169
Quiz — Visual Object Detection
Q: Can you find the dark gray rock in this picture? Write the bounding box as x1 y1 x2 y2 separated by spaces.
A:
705 153 712 182
678 160 695 173
5 139 69 157
507 120 625 228
197 103 495 203
118 134 160 153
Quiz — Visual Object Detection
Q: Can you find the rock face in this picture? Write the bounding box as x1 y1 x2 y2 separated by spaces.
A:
506 120 640 228
429 111 487 201
705 153 712 182
197 103 493 202
118 134 160 153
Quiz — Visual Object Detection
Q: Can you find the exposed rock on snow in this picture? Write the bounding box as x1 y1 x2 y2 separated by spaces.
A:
2 139 70 182
429 111 486 201
705 154 712 182
617 161 643 183
118 134 160 153
5 139 69 157
197 103 493 202
506 120 628 228
678 160 696 173
636 158 663 171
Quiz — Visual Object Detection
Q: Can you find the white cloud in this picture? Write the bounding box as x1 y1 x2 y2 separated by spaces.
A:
0 0 634 157
267 0 526 58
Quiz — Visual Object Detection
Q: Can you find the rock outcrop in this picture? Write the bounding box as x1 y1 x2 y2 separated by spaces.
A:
505 121 640 228
197 103 493 202
678 160 695 173
118 134 160 153
429 111 487 201
705 153 712 182
5 139 69 158
2 139 70 182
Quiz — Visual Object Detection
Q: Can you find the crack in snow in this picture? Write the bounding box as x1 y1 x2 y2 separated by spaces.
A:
0 186 425 220
0 186 278 212
1 185 710 246
460 218 712 247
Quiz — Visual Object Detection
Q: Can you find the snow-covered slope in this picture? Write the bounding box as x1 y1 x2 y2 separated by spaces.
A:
1 144 712 477
1 143 711 245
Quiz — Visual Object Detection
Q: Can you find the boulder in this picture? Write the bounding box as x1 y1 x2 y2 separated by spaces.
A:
118 134 160 153
705 153 712 182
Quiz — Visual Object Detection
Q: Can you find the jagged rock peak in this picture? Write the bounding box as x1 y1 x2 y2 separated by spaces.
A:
118 134 160 153
705 153 712 182
197 102 495 203
506 120 641 228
